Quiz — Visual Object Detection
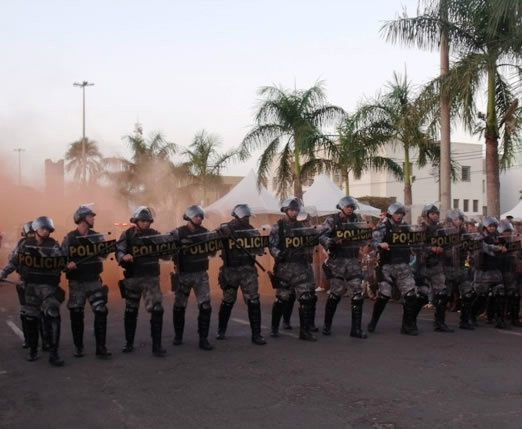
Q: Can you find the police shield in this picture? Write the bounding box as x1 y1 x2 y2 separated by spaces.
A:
390 224 427 249
332 221 373 248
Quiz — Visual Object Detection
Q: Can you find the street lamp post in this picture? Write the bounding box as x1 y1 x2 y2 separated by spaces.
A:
13 147 24 186
73 80 95 183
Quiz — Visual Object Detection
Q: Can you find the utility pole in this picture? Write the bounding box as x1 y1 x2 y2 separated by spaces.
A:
73 80 95 184
13 148 24 186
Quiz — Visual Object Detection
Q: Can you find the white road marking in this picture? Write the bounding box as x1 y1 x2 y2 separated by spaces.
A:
6 320 24 340
231 317 299 338
497 329 522 337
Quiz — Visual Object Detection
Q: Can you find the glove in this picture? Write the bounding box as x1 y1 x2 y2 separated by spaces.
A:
326 238 337 249
218 224 232 237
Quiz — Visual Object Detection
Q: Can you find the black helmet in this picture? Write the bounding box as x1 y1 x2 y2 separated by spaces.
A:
498 221 514 233
280 197 302 213
183 205 205 221
421 203 439 218
21 221 34 237
231 204 252 219
336 196 359 211
481 216 499 227
73 205 96 224
387 202 406 216
130 206 154 223
32 216 55 233
446 208 465 222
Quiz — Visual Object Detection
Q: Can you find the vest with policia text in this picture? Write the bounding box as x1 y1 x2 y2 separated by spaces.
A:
17 237 64 285
121 227 162 278
174 225 212 273
481 233 502 271
63 229 105 281
379 219 415 265
220 221 265 268
277 219 316 264
328 212 367 258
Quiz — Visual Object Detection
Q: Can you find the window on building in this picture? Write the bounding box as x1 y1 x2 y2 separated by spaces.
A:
463 199 469 212
473 200 478 212
461 166 471 182
482 180 485 193
453 199 459 209
483 206 487 216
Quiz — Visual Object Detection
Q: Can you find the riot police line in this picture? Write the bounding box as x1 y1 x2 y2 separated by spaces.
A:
1 197 521 366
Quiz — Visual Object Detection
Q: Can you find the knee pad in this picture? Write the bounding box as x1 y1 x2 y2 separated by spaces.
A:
311 293 318 303
125 306 138 316
274 297 284 305
151 303 163 314
417 293 429 306
70 308 83 315
328 293 341 303
352 293 363 302
463 291 476 301
93 304 108 314
248 298 259 306
298 293 313 304
199 301 211 311
173 305 186 312
45 306 60 318
377 293 390 302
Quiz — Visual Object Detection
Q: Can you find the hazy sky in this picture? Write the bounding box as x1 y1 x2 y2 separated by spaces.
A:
0 0 479 184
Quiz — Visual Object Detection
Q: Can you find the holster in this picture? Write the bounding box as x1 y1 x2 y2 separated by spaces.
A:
54 286 66 303
170 272 180 292
118 280 127 299
16 283 26 306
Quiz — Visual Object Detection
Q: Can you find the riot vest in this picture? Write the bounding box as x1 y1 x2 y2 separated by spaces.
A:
174 225 211 273
122 227 162 278
18 237 63 285
329 213 367 258
379 220 412 265
220 220 264 268
424 222 443 268
481 233 502 271
277 219 315 264
442 226 467 267
64 229 104 281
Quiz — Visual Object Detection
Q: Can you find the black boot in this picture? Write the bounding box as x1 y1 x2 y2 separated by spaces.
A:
25 316 40 362
198 303 214 350
172 306 185 345
270 299 284 337
70 308 85 357
350 297 368 339
433 293 454 333
248 300 266 345
471 294 487 327
511 294 522 327
414 293 429 332
94 311 112 359
367 295 389 333
309 293 319 332
495 294 507 329
151 309 166 357
322 294 340 335
216 301 234 340
486 293 496 324
21 315 29 349
401 294 419 336
122 307 138 353
282 293 295 330
298 299 317 342
40 314 50 351
47 316 64 367
459 292 475 330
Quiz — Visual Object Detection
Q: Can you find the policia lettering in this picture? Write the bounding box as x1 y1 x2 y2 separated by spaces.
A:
429 231 460 248
17 253 66 269
131 241 179 257
284 235 318 249
68 240 116 258
391 231 426 245
334 227 372 241
223 236 268 251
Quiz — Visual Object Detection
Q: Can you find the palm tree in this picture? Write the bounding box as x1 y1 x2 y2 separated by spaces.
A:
382 0 522 217
182 130 237 205
65 138 103 184
240 82 344 199
327 112 403 196
363 71 443 221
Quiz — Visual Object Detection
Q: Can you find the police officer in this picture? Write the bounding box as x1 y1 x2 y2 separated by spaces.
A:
171 205 214 351
116 206 166 357
62 206 111 359
269 197 317 341
367 203 427 335
418 204 454 332
443 209 476 330
498 221 522 328
215 204 266 345
319 196 367 338
9 217 65 365
471 217 507 328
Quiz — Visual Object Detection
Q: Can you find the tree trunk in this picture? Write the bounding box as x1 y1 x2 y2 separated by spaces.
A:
293 148 303 199
485 64 500 217
439 0 451 218
403 146 413 223
344 172 350 196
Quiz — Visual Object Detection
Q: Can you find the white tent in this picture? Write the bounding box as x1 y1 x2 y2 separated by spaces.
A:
204 170 281 216
303 174 381 217
501 199 522 219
